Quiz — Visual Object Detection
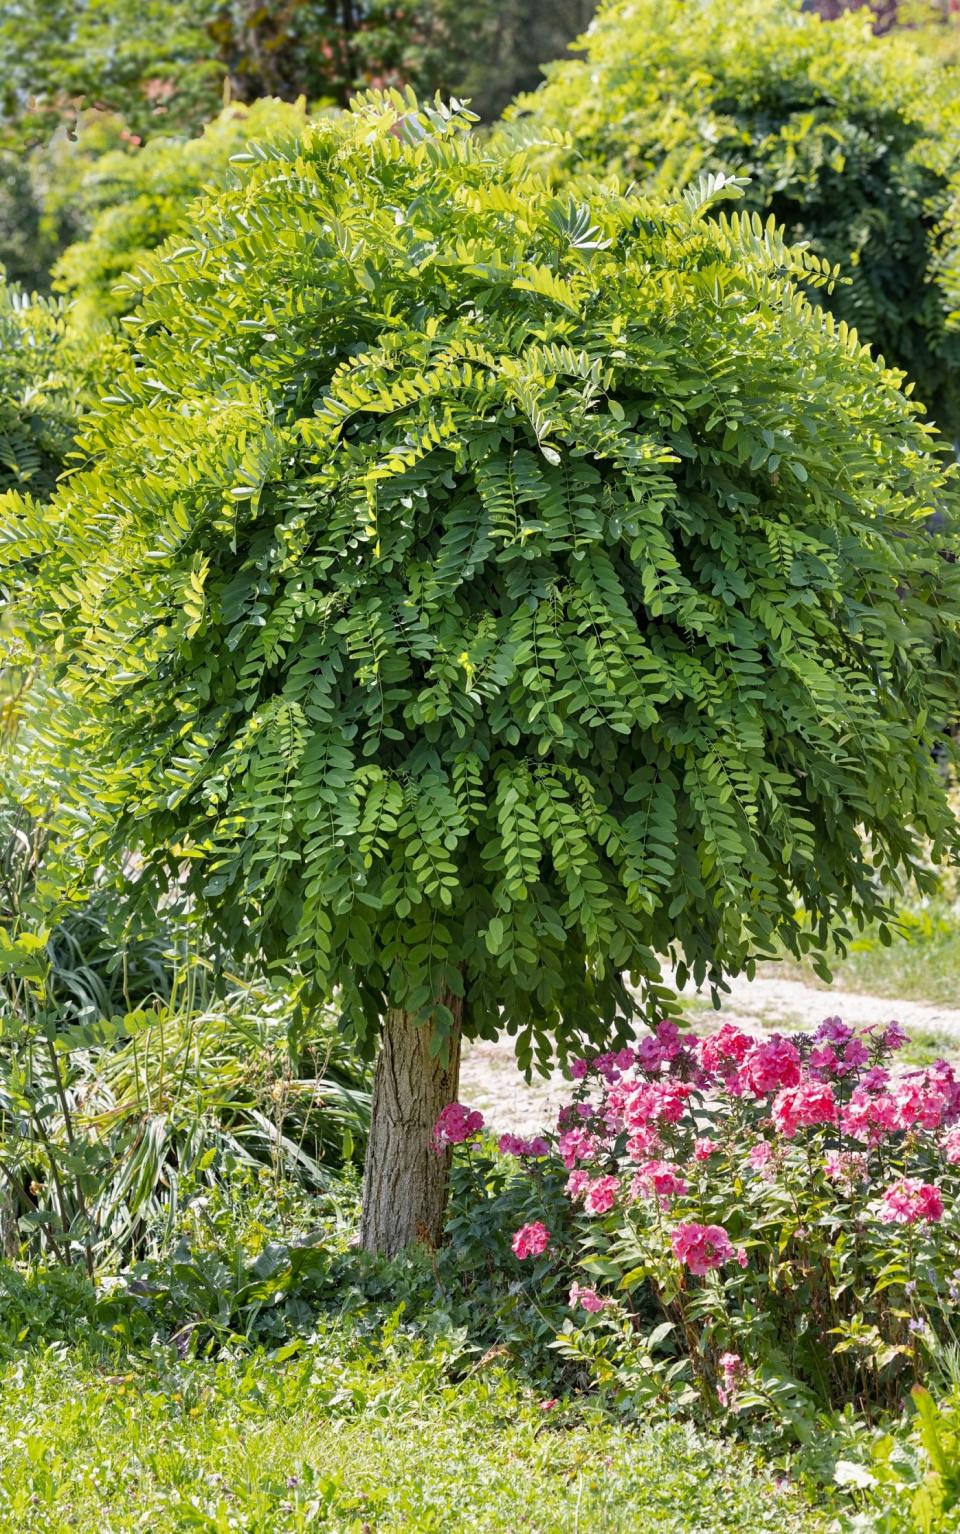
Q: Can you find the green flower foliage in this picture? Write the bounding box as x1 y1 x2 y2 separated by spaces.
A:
53 98 311 326
3 92 960 1070
510 0 960 440
0 275 83 496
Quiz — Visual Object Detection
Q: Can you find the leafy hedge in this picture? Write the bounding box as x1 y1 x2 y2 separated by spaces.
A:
3 91 959 1073
511 0 960 439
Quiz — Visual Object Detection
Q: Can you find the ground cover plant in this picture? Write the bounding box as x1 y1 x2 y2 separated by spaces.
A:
3 87 960 1263
512 0 960 439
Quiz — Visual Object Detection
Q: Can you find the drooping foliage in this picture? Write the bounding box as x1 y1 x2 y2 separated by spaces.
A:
0 275 85 496
53 98 311 326
3 92 959 1074
510 0 960 439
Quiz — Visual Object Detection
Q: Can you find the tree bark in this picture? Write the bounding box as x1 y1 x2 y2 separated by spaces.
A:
360 1000 463 1257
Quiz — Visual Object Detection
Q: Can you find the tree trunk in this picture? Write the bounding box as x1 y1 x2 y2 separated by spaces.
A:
360 1000 463 1257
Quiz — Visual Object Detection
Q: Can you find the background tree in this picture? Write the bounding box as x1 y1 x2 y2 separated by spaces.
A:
52 98 309 327
0 275 86 496
511 0 960 440
3 94 959 1255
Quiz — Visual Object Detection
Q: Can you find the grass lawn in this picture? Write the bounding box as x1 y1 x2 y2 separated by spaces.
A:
0 1335 827 1533
758 900 960 1009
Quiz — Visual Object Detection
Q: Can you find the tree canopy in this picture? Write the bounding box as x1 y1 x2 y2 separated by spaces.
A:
511 0 960 439
3 92 959 1075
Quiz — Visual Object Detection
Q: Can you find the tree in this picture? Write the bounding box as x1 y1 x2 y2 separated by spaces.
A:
510 0 960 440
2 93 959 1254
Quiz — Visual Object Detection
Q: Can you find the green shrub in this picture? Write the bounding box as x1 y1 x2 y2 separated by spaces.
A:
511 0 960 439
0 275 85 496
53 97 311 326
3 89 960 1251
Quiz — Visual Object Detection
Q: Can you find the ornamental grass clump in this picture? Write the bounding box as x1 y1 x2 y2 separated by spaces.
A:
448 1016 960 1423
3 89 960 1257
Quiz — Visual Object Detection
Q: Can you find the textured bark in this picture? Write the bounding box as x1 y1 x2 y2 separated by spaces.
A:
360 1000 463 1257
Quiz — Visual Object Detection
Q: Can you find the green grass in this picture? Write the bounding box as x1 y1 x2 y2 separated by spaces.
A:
0 1334 827 1533
759 900 960 1010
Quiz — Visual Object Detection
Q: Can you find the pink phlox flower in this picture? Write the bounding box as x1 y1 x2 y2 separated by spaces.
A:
671 1221 738 1276
738 1035 802 1097
841 1038 870 1072
698 1024 753 1076
614 1047 636 1071
860 1066 889 1092
747 1140 774 1177
882 1021 908 1052
841 1088 900 1146
814 1016 852 1047
558 1127 601 1168
631 1160 688 1204
565 1169 592 1202
583 1174 620 1216
717 1351 747 1408
499 1133 549 1158
432 1102 484 1152
878 1178 944 1226
824 1150 870 1186
626 1126 662 1160
511 1221 551 1258
694 1137 718 1161
893 1073 951 1133
944 1126 960 1165
569 1281 607 1313
771 1080 838 1139
569 1058 589 1081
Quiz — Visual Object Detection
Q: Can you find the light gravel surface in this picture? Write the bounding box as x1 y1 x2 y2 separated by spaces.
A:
458 973 960 1135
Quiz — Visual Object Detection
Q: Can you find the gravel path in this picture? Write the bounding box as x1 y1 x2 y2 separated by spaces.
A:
459 973 960 1135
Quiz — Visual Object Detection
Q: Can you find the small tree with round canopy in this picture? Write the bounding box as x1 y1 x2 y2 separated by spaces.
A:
3 91 960 1255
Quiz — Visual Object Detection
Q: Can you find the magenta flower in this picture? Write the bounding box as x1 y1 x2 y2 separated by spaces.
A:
569 1281 607 1313
738 1035 802 1096
694 1137 718 1161
717 1351 746 1408
583 1174 620 1215
771 1080 838 1139
431 1102 484 1153
511 1221 551 1259
499 1133 549 1158
671 1221 738 1276
631 1160 688 1203
698 1024 752 1075
878 1178 944 1226
565 1170 591 1202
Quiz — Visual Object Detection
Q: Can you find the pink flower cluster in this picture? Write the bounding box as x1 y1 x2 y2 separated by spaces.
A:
878 1179 944 1226
771 1079 838 1139
431 1102 484 1153
671 1222 747 1276
569 1281 607 1313
499 1133 550 1159
512 1221 551 1260
717 1351 746 1408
